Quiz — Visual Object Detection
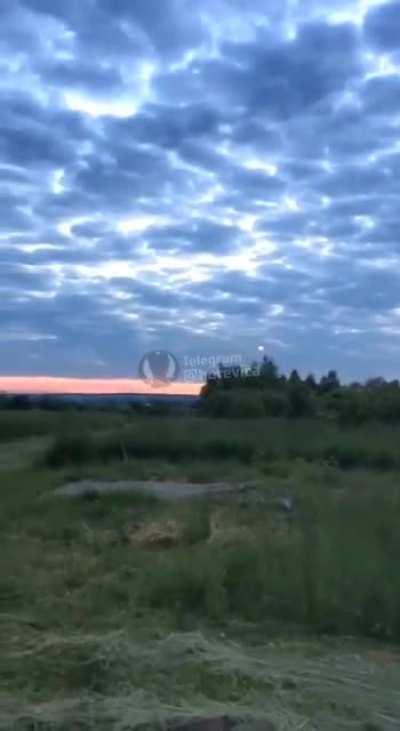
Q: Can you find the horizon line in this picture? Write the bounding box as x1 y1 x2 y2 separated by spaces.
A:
0 377 202 396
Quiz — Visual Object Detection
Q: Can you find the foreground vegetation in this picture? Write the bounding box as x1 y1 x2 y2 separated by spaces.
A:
3 409 400 729
45 413 400 471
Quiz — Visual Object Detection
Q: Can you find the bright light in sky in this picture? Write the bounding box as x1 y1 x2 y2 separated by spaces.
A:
57 217 91 237
196 183 225 205
64 92 137 118
0 330 58 342
51 168 65 195
64 61 156 118
354 215 375 229
283 196 300 212
57 221 73 237
238 214 258 232
330 0 388 25
270 304 285 317
244 159 278 176
117 215 164 234
365 53 400 78
321 160 334 173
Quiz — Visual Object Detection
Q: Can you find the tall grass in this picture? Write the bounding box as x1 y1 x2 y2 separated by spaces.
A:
42 415 400 471
44 429 256 467
4 409 400 472
141 482 400 639
0 409 127 443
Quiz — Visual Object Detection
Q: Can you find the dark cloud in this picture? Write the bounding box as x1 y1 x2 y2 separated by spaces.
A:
230 120 283 150
145 220 243 253
325 270 400 311
0 94 92 172
364 1 400 51
156 21 362 120
0 193 33 231
21 0 85 22
0 125 70 167
320 164 394 197
71 221 111 239
0 264 53 291
362 74 400 114
36 59 124 95
104 103 222 151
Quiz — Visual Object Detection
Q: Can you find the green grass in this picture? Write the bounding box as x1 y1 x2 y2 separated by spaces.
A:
0 409 128 443
3 461 400 639
3 411 400 728
37 415 400 472
3 410 400 472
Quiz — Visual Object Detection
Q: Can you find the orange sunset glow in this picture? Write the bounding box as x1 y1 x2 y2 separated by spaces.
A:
0 377 202 396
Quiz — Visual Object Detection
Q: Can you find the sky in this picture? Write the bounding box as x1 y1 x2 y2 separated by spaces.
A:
1 0 400 392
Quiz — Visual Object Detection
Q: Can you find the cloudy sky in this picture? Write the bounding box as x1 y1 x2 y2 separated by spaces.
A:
1 0 400 388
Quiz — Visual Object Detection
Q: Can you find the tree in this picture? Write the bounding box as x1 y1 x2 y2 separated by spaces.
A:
305 373 317 391
319 370 340 394
260 356 279 383
366 377 386 390
288 369 302 385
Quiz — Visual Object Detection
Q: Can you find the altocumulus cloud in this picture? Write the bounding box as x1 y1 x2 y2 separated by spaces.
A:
1 0 400 381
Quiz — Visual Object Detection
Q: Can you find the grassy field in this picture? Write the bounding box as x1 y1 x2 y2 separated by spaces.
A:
42 414 400 471
2 410 400 729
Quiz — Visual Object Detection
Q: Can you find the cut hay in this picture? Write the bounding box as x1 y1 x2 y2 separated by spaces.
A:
3 630 400 730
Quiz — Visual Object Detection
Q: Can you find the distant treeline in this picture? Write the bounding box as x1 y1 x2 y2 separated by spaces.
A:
0 393 197 416
200 357 400 423
0 395 66 411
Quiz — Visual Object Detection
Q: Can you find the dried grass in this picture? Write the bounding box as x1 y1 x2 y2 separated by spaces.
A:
3 630 400 730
